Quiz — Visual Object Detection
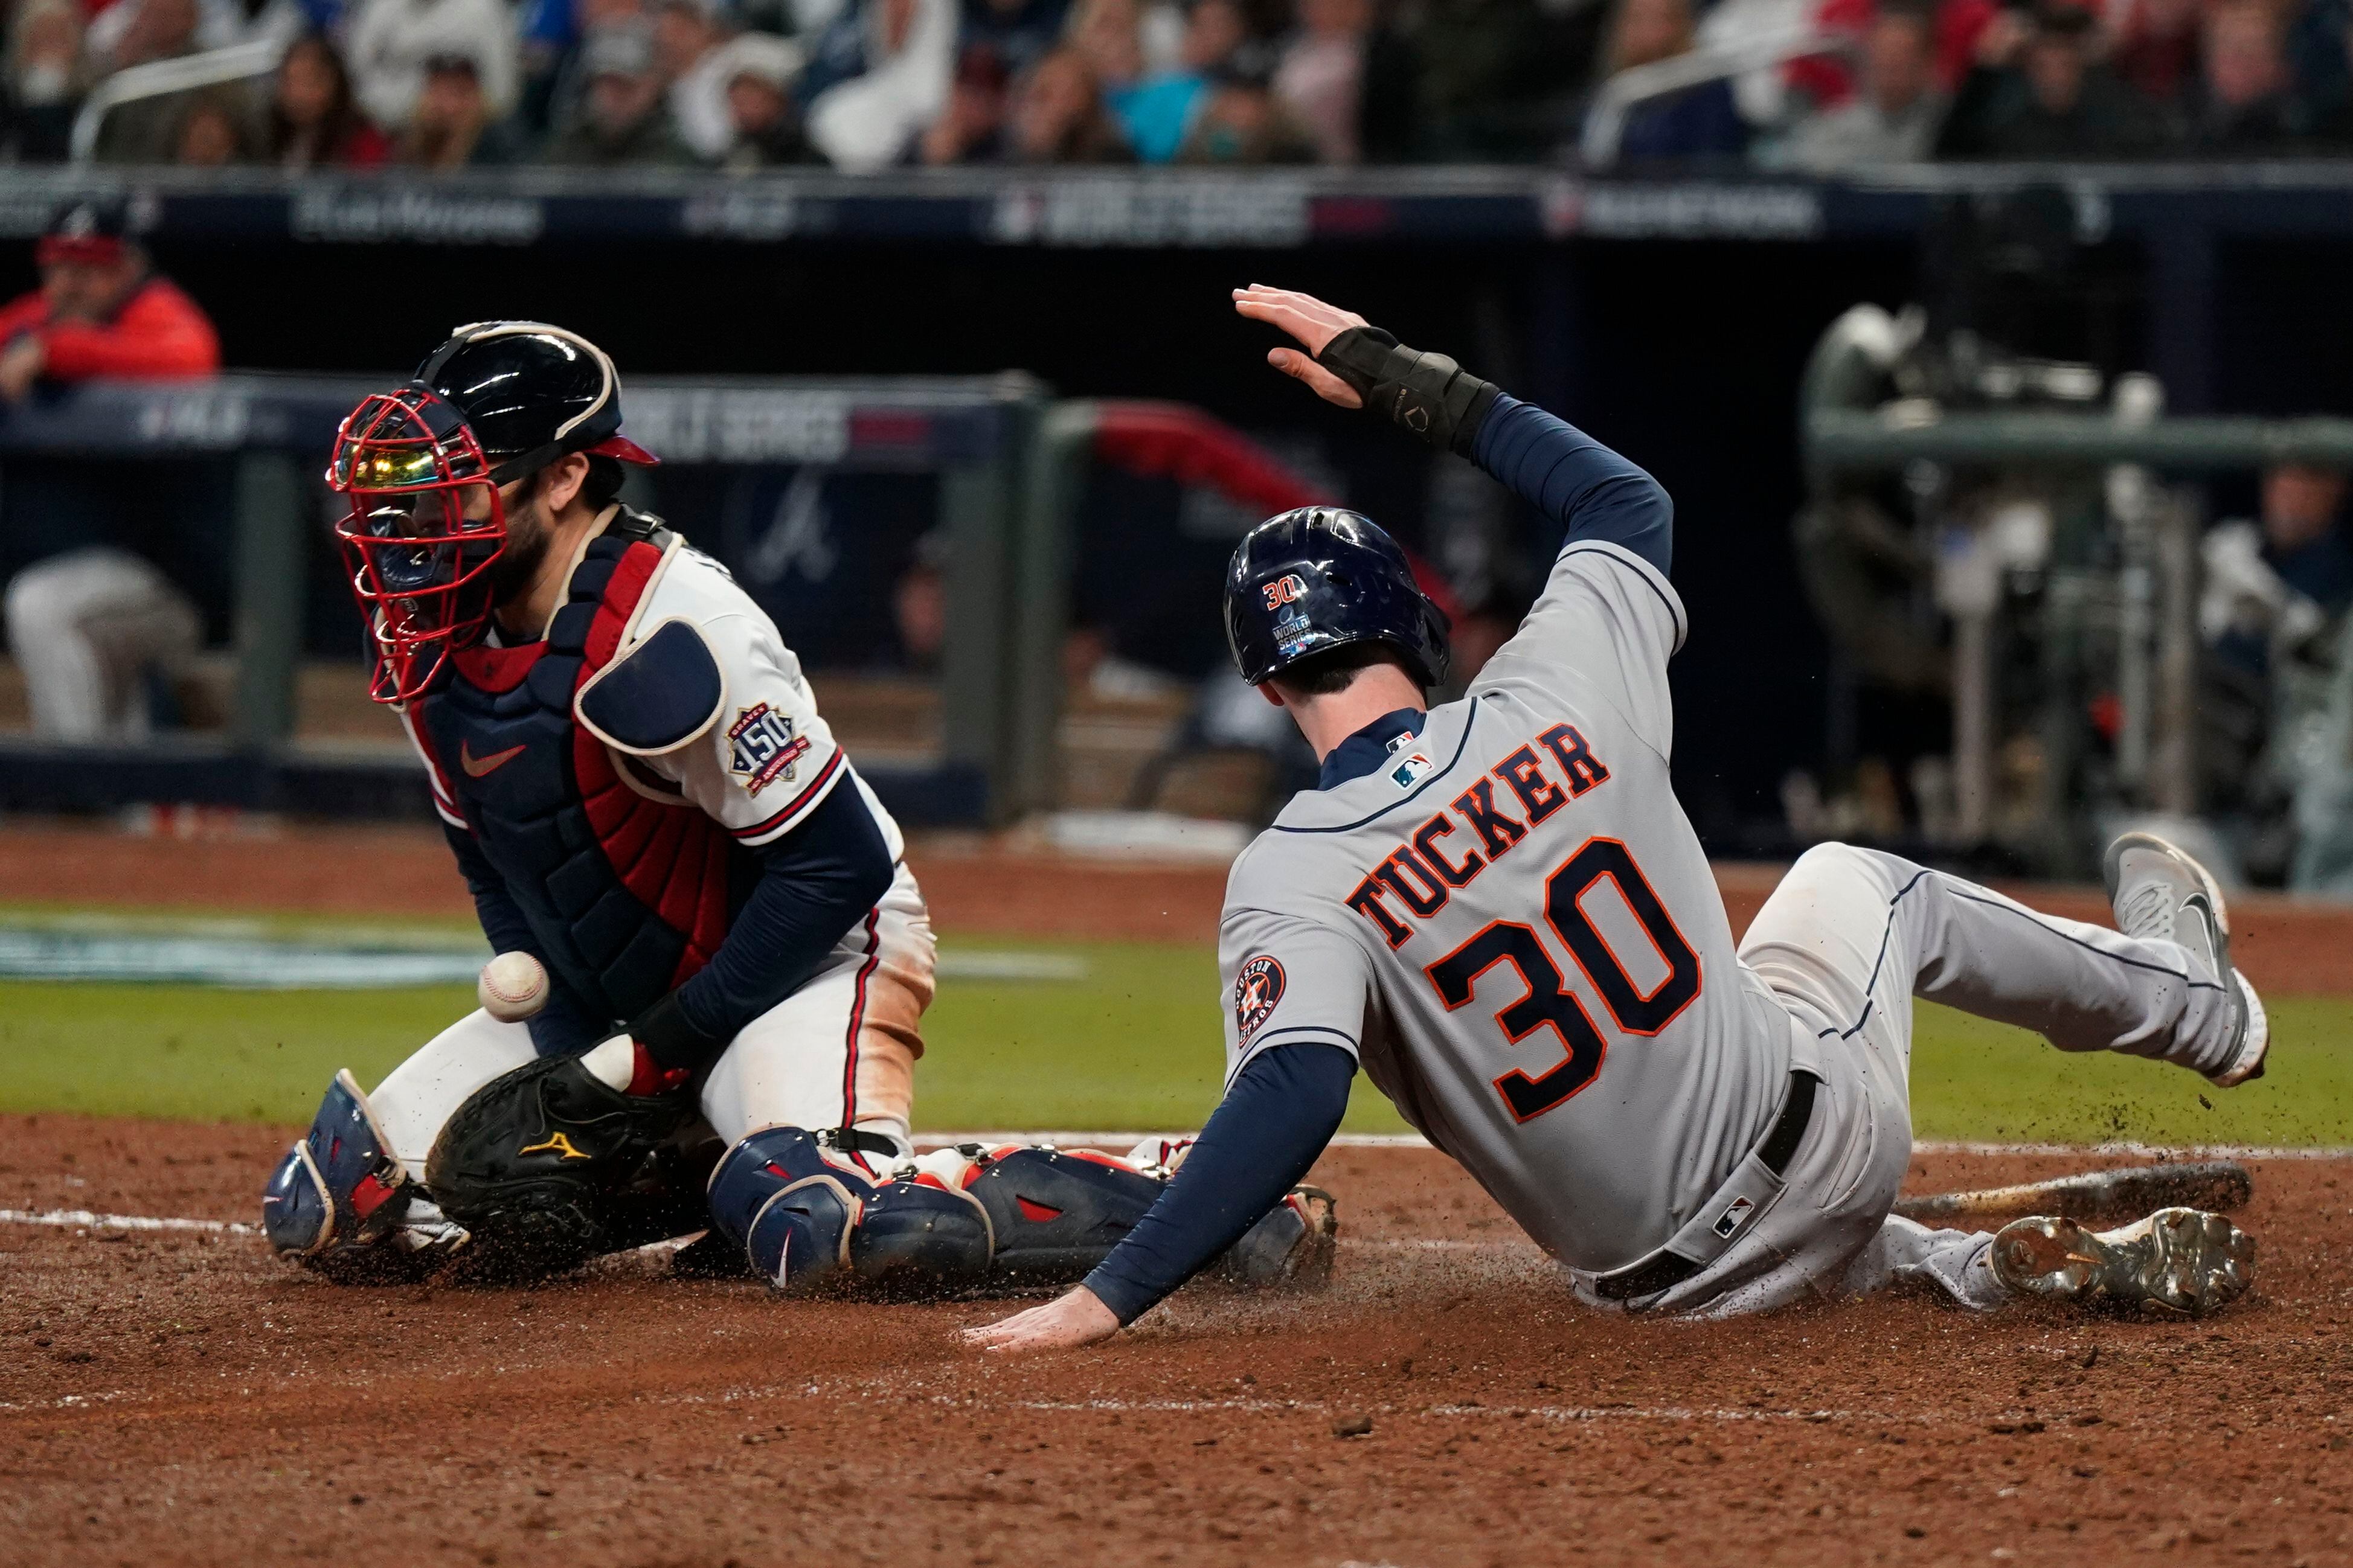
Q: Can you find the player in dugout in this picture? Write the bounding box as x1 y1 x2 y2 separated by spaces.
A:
262 321 1334 1296
0 197 222 743
968 286 2268 1352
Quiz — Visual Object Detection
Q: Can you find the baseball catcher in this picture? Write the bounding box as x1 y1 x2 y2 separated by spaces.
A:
968 287 2265 1352
262 322 1332 1293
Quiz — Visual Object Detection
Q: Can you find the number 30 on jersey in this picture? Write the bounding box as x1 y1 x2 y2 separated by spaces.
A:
1424 837 1700 1122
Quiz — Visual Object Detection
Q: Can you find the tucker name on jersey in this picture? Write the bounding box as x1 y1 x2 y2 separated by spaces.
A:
1344 721 1611 949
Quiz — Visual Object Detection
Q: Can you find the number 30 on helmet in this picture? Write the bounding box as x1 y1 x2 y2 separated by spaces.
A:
325 322 659 704
1222 505 1451 689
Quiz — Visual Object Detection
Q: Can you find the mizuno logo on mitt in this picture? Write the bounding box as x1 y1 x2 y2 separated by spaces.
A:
520 1131 591 1160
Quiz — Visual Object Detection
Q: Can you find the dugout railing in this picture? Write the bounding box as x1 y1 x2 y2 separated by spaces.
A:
0 372 1062 826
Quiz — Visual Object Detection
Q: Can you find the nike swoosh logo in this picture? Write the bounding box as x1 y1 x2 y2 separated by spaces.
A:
460 742 527 778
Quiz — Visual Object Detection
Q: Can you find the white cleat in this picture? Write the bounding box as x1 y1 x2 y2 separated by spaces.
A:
2102 831 2268 1086
1991 1207 2255 1317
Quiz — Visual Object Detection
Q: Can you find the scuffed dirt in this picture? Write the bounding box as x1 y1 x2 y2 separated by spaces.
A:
5 1119 2351 1567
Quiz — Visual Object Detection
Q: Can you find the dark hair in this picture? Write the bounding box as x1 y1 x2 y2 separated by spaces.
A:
1269 640 1408 697
270 31 368 164
579 453 628 511
525 452 628 513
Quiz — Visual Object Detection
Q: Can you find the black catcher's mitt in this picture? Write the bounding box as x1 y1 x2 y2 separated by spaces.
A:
425 1052 695 1281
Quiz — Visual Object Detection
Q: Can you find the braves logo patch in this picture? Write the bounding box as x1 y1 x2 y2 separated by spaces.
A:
1234 955 1286 1045
728 702 811 796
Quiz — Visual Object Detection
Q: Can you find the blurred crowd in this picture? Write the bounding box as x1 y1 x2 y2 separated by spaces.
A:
0 0 2350 172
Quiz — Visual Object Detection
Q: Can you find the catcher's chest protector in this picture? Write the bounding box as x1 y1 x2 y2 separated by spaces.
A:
416 519 746 1023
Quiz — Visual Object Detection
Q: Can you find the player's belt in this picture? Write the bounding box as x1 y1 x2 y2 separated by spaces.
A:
1590 1070 1819 1303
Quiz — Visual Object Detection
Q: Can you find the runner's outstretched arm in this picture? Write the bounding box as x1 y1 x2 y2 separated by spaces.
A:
1233 283 1671 572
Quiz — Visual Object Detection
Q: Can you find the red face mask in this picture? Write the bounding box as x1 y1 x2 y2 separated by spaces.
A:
326 386 509 705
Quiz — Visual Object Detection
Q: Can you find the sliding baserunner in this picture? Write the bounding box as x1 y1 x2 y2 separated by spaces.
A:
968 286 2265 1351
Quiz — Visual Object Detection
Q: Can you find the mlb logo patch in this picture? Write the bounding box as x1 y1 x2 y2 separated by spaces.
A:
1712 1195 1756 1238
1390 752 1434 789
727 702 809 795
1233 955 1286 1044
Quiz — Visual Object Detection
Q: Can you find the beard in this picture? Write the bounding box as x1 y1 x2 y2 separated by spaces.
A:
484 494 555 608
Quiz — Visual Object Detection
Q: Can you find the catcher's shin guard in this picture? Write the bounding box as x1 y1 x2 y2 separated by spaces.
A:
958 1145 1166 1282
1221 1185 1339 1289
707 1128 990 1293
953 1144 1338 1290
262 1069 413 1266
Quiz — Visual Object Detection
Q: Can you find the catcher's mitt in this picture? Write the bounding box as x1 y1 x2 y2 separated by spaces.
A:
425 1051 695 1281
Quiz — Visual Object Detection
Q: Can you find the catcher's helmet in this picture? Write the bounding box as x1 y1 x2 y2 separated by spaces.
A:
1224 507 1449 689
326 322 657 703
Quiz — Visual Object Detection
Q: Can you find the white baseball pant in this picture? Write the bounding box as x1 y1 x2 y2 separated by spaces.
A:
1634 842 2242 1317
4 546 201 741
368 862 934 1185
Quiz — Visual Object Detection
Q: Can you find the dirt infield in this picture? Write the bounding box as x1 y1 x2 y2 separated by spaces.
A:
4 1117 2351 1568
7 821 2353 992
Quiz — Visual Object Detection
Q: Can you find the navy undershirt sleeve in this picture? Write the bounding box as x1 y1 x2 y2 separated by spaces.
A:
1468 392 1674 575
652 777 895 1069
1083 1042 1356 1325
441 820 602 1056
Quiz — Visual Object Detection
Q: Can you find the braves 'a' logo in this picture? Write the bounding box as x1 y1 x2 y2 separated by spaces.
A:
1262 574 1308 611
1234 955 1286 1045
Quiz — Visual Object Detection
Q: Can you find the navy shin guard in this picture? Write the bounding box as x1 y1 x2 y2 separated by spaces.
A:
262 1069 411 1260
959 1146 1166 1284
707 1128 990 1293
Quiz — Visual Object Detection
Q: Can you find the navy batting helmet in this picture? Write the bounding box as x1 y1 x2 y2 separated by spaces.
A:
1224 507 1450 688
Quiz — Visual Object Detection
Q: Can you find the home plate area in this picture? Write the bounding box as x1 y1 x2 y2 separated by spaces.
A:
4 1116 2350 1567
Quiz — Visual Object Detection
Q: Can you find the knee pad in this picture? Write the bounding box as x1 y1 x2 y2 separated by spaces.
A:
957 1145 1166 1284
708 1128 992 1294
262 1069 412 1264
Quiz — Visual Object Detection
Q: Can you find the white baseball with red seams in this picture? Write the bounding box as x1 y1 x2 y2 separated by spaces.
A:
477 952 551 1023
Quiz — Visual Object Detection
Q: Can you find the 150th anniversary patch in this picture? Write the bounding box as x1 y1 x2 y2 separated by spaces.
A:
728 702 810 795
1234 955 1286 1044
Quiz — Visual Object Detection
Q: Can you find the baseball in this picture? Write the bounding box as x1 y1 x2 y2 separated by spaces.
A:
478 951 550 1022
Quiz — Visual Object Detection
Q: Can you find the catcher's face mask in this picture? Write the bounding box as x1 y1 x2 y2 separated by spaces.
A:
327 386 510 705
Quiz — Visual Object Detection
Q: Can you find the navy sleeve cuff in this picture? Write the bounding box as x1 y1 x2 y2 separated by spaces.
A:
1082 1042 1355 1325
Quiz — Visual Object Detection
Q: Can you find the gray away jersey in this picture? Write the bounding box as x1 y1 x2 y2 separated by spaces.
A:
1219 540 1805 1272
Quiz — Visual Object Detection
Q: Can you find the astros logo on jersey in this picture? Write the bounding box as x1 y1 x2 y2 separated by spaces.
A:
1262 574 1308 611
728 702 811 795
1234 955 1286 1043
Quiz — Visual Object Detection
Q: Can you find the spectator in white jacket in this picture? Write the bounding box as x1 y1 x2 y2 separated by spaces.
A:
655 0 734 159
801 0 955 170
345 0 519 127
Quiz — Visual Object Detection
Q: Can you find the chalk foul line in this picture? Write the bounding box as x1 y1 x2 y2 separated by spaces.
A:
0 1208 255 1235
5 1135 2348 1243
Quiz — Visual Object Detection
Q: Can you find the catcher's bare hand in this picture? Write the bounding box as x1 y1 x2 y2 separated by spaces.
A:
1233 284 1367 409
961 1285 1120 1354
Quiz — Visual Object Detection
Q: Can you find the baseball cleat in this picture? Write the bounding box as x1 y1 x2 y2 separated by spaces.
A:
1990 1207 2254 1317
2102 832 2268 1086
